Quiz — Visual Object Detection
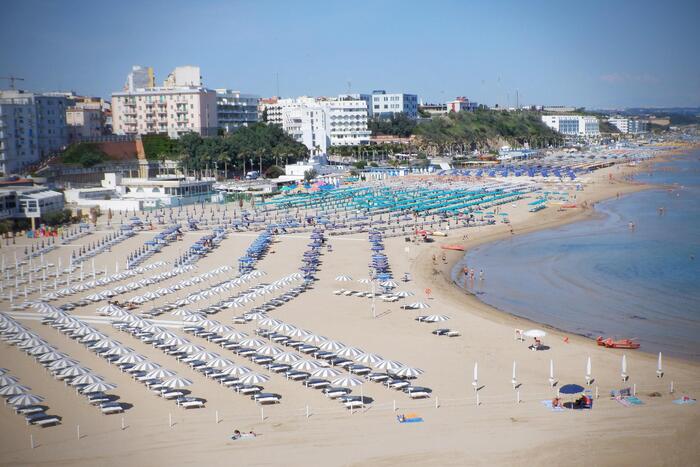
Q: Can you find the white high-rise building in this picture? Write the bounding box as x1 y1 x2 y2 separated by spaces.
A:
369 90 418 118
112 66 218 138
0 90 69 175
126 65 154 92
608 117 649 134
215 89 259 133
163 66 201 88
264 96 370 153
541 115 600 137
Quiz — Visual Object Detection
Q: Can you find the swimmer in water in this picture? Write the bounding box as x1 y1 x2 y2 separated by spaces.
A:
628 221 635 230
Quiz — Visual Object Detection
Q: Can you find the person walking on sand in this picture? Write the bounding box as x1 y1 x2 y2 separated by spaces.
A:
479 269 484 281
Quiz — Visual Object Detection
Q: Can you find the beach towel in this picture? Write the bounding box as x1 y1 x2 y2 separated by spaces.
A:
541 400 565 412
672 397 697 405
397 414 424 423
625 396 644 405
614 397 632 407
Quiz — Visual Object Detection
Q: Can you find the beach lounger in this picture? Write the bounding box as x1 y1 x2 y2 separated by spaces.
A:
162 391 185 400
100 403 124 414
16 405 45 415
177 398 205 409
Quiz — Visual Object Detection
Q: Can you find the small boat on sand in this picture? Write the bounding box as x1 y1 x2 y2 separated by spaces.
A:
441 245 464 251
596 336 640 349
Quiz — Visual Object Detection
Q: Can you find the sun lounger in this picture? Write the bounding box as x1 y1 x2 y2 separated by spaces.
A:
100 403 124 414
16 405 45 415
178 398 205 409
162 390 185 399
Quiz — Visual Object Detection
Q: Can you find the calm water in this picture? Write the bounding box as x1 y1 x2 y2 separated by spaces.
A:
454 152 700 360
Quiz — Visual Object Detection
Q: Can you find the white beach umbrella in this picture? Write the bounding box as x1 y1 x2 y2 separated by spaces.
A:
357 278 372 284
210 324 233 334
355 353 384 365
336 346 364 359
0 375 19 386
256 344 283 356
49 358 79 371
394 366 424 378
302 334 328 345
162 376 193 389
239 338 267 348
223 330 248 342
117 353 147 365
274 352 301 364
374 360 404 371
291 359 321 372
319 340 346 352
395 291 414 298
259 317 283 328
8 393 44 406
71 373 104 386
272 323 297 335
60 366 91 377
207 357 235 369
146 368 178 379
0 384 31 396
335 275 353 282
28 344 55 356
83 382 117 393
219 365 251 377
165 336 191 347
198 319 221 329
286 328 311 339
380 280 398 288
38 351 66 363
245 312 267 321
238 372 269 385
407 302 430 309
189 350 219 362
523 329 546 338
131 361 161 372
424 314 449 323
311 367 342 378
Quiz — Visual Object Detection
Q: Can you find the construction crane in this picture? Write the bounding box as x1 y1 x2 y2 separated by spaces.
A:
0 75 25 89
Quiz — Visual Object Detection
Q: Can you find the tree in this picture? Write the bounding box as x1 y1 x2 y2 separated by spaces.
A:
368 113 417 137
303 169 318 182
354 160 367 169
61 143 107 167
264 165 284 178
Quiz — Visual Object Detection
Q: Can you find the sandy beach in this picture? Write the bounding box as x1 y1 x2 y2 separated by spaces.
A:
1 157 699 467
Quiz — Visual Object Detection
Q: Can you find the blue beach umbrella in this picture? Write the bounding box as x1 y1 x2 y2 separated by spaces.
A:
559 384 584 395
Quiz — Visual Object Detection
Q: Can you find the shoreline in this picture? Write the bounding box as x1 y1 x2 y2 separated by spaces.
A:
414 149 700 370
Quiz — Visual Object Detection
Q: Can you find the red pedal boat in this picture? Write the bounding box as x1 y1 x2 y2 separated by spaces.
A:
596 336 640 349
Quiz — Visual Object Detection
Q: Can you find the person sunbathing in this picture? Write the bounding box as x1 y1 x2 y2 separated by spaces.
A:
552 397 562 408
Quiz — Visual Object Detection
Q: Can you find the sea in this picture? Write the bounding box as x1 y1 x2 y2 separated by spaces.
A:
453 151 700 360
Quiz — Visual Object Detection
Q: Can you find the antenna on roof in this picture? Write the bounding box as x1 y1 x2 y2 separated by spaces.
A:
0 75 25 89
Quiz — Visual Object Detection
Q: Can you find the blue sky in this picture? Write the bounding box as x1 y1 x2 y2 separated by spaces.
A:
1 0 699 108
